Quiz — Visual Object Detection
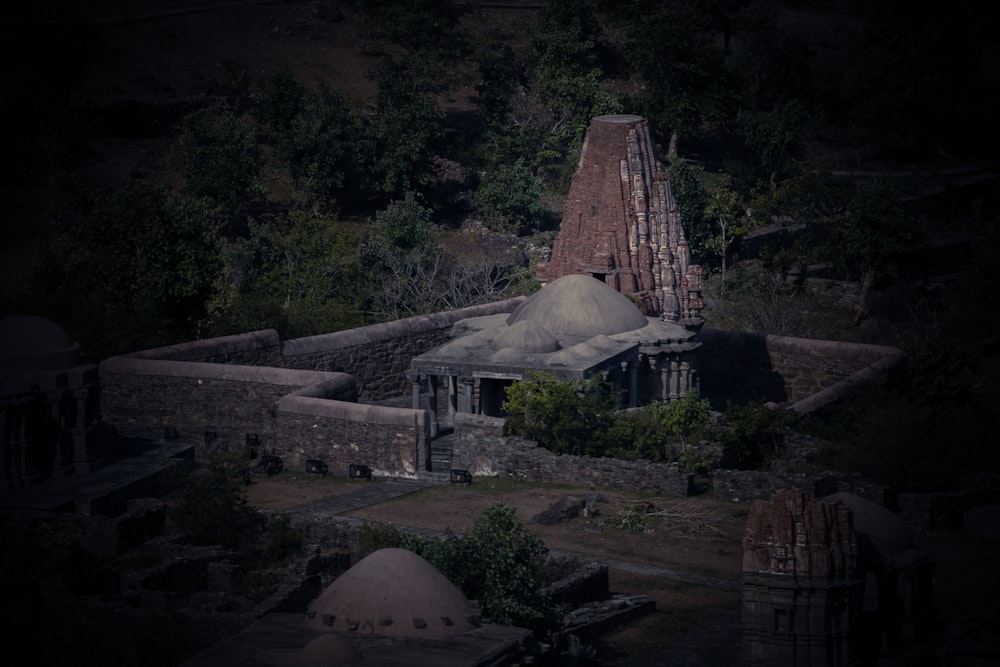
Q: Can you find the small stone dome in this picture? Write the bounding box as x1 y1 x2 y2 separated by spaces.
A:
492 320 560 354
306 548 476 638
507 274 648 338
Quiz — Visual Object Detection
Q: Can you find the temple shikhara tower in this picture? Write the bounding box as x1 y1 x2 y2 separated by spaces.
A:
536 114 704 322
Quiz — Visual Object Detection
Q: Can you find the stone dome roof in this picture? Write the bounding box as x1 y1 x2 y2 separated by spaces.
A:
507 274 649 338
305 548 476 638
0 316 81 392
492 320 560 354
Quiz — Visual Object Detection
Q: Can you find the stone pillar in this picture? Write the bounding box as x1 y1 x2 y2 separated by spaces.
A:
407 372 421 410
427 374 438 438
447 376 458 418
459 377 475 414
629 358 640 408
741 488 863 667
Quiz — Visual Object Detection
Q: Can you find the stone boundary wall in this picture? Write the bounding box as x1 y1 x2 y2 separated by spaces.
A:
126 329 283 365
711 468 892 506
100 357 353 447
698 327 906 411
451 413 694 496
98 302 525 477
279 298 525 400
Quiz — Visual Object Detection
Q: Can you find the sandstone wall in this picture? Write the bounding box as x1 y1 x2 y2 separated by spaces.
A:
450 413 694 496
698 327 907 411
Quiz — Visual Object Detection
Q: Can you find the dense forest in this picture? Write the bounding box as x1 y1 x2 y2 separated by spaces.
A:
1 0 998 491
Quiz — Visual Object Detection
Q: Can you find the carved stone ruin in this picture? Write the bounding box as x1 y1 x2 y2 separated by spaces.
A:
536 114 704 322
741 488 863 666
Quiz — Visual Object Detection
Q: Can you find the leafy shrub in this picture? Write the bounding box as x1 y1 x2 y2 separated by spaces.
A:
503 371 616 455
169 453 264 553
261 514 302 564
714 400 797 470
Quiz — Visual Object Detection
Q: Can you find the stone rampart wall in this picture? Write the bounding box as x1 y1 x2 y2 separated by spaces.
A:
278 299 524 400
451 413 694 496
698 327 906 411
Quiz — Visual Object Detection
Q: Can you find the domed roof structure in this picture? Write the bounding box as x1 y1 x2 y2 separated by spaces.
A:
305 548 476 638
506 274 648 338
492 320 560 354
823 492 916 569
0 315 80 373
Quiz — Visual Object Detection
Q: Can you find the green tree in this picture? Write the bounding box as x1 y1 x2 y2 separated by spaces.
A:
704 185 754 302
210 211 367 338
734 99 809 185
812 176 916 322
622 0 733 154
368 57 444 198
33 182 220 358
174 104 262 210
668 157 712 262
475 159 546 234
358 0 470 95
473 43 524 129
530 0 621 149
268 81 372 207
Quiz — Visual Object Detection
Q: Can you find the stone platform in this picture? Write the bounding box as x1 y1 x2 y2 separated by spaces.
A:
0 439 194 517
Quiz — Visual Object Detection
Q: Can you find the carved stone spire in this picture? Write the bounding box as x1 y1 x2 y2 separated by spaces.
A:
536 114 703 322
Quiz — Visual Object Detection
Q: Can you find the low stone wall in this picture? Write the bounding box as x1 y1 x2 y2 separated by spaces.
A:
279 299 524 400
276 398 428 478
451 413 694 496
698 327 906 410
100 357 352 447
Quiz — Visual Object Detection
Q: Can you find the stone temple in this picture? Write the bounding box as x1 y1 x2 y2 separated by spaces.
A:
407 273 701 434
536 114 704 322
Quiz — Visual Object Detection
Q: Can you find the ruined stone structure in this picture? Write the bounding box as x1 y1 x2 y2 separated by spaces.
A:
0 316 107 490
741 488 863 666
536 114 704 322
741 489 937 666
